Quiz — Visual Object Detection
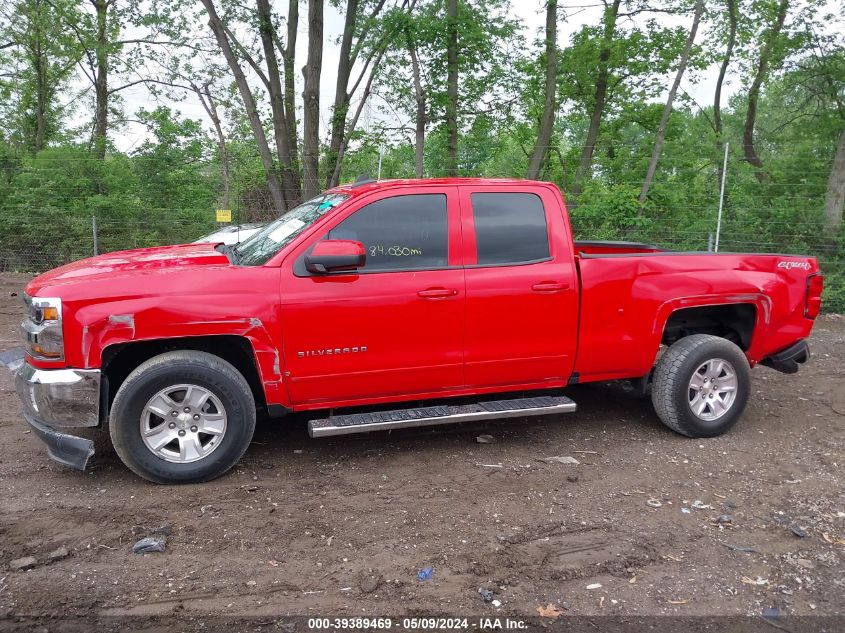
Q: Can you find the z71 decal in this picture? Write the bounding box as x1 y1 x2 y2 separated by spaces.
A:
777 261 811 271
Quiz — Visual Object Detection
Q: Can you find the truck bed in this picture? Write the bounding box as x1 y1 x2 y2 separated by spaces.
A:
573 249 819 383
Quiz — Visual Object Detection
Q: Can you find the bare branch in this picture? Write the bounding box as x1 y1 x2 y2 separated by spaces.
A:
115 39 217 53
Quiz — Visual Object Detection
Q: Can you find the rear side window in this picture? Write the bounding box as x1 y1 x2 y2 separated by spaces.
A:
471 193 550 265
327 194 448 271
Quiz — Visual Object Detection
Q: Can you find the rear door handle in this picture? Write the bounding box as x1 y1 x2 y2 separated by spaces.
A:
418 287 459 299
531 281 569 293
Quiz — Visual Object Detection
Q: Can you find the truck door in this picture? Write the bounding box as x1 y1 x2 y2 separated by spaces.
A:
459 185 579 389
279 187 465 407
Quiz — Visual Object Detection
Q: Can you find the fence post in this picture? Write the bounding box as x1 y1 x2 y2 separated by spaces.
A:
715 142 729 252
92 216 98 256
708 233 714 252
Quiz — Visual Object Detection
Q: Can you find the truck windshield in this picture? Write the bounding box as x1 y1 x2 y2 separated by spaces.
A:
233 193 350 266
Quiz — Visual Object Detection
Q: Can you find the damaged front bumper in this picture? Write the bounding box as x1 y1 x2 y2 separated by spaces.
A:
22 414 95 470
5 349 101 470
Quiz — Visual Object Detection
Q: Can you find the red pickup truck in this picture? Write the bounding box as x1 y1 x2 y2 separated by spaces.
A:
12 178 823 483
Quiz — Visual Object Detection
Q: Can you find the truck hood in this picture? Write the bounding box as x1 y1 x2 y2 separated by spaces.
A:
27 243 231 294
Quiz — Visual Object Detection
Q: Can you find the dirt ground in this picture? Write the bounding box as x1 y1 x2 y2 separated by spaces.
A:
0 272 843 629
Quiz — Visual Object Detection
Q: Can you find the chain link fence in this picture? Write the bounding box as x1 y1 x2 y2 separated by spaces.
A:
1 145 842 312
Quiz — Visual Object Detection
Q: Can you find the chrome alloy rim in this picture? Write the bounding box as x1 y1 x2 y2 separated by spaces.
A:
687 358 738 422
140 384 227 463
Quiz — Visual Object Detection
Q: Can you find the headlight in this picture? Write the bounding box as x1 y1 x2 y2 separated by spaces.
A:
22 295 64 360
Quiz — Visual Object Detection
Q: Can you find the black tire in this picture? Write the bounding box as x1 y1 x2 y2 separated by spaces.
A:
109 350 256 484
651 334 750 438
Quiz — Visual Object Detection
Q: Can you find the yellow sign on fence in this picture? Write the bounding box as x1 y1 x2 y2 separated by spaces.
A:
215 209 232 223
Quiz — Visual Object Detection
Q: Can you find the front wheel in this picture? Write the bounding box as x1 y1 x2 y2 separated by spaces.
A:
651 334 750 438
109 350 256 484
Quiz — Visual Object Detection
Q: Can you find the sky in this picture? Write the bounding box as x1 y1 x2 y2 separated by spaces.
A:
112 1 739 153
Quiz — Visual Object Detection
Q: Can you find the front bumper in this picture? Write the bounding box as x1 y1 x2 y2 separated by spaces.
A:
11 357 101 470
14 360 100 427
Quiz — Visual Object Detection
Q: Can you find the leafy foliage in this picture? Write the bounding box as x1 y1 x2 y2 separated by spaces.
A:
0 0 842 311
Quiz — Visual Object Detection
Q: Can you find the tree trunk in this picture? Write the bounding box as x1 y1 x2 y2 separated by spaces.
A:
283 0 300 181
526 0 558 180
302 0 323 199
638 0 703 209
714 0 737 198
197 83 230 210
408 32 425 178
323 0 389 187
743 0 789 183
445 0 459 175
256 0 300 208
324 0 357 189
328 49 386 187
714 0 736 151
201 0 286 213
92 0 109 159
572 0 620 199
825 130 845 230
34 30 47 152
18 0 48 152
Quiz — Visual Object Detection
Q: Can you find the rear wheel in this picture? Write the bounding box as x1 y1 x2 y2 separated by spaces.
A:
109 350 255 484
651 334 750 437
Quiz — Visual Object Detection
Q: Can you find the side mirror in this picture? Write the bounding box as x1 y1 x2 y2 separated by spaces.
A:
305 240 366 274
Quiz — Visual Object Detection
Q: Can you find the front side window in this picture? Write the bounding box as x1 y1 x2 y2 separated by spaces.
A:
325 194 448 272
235 193 349 266
471 192 550 265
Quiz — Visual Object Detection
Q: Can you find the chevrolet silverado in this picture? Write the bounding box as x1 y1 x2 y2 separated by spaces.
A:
12 178 823 483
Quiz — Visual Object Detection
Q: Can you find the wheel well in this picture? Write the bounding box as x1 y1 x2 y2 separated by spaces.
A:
100 336 267 420
662 304 756 351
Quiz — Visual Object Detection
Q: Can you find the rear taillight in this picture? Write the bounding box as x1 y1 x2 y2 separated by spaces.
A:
804 273 823 319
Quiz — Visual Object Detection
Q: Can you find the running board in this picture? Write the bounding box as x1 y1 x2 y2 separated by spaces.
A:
308 395 577 438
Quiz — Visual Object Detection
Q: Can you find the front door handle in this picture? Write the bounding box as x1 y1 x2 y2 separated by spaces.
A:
531 281 569 293
418 287 459 299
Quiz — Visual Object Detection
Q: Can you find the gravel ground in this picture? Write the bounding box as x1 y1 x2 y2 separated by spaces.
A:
0 272 843 630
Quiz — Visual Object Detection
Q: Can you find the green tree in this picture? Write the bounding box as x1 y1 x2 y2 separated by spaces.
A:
133 106 216 222
0 0 84 152
373 0 521 178
559 0 699 199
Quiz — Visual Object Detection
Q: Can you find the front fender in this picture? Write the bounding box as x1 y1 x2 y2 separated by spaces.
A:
72 298 286 407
